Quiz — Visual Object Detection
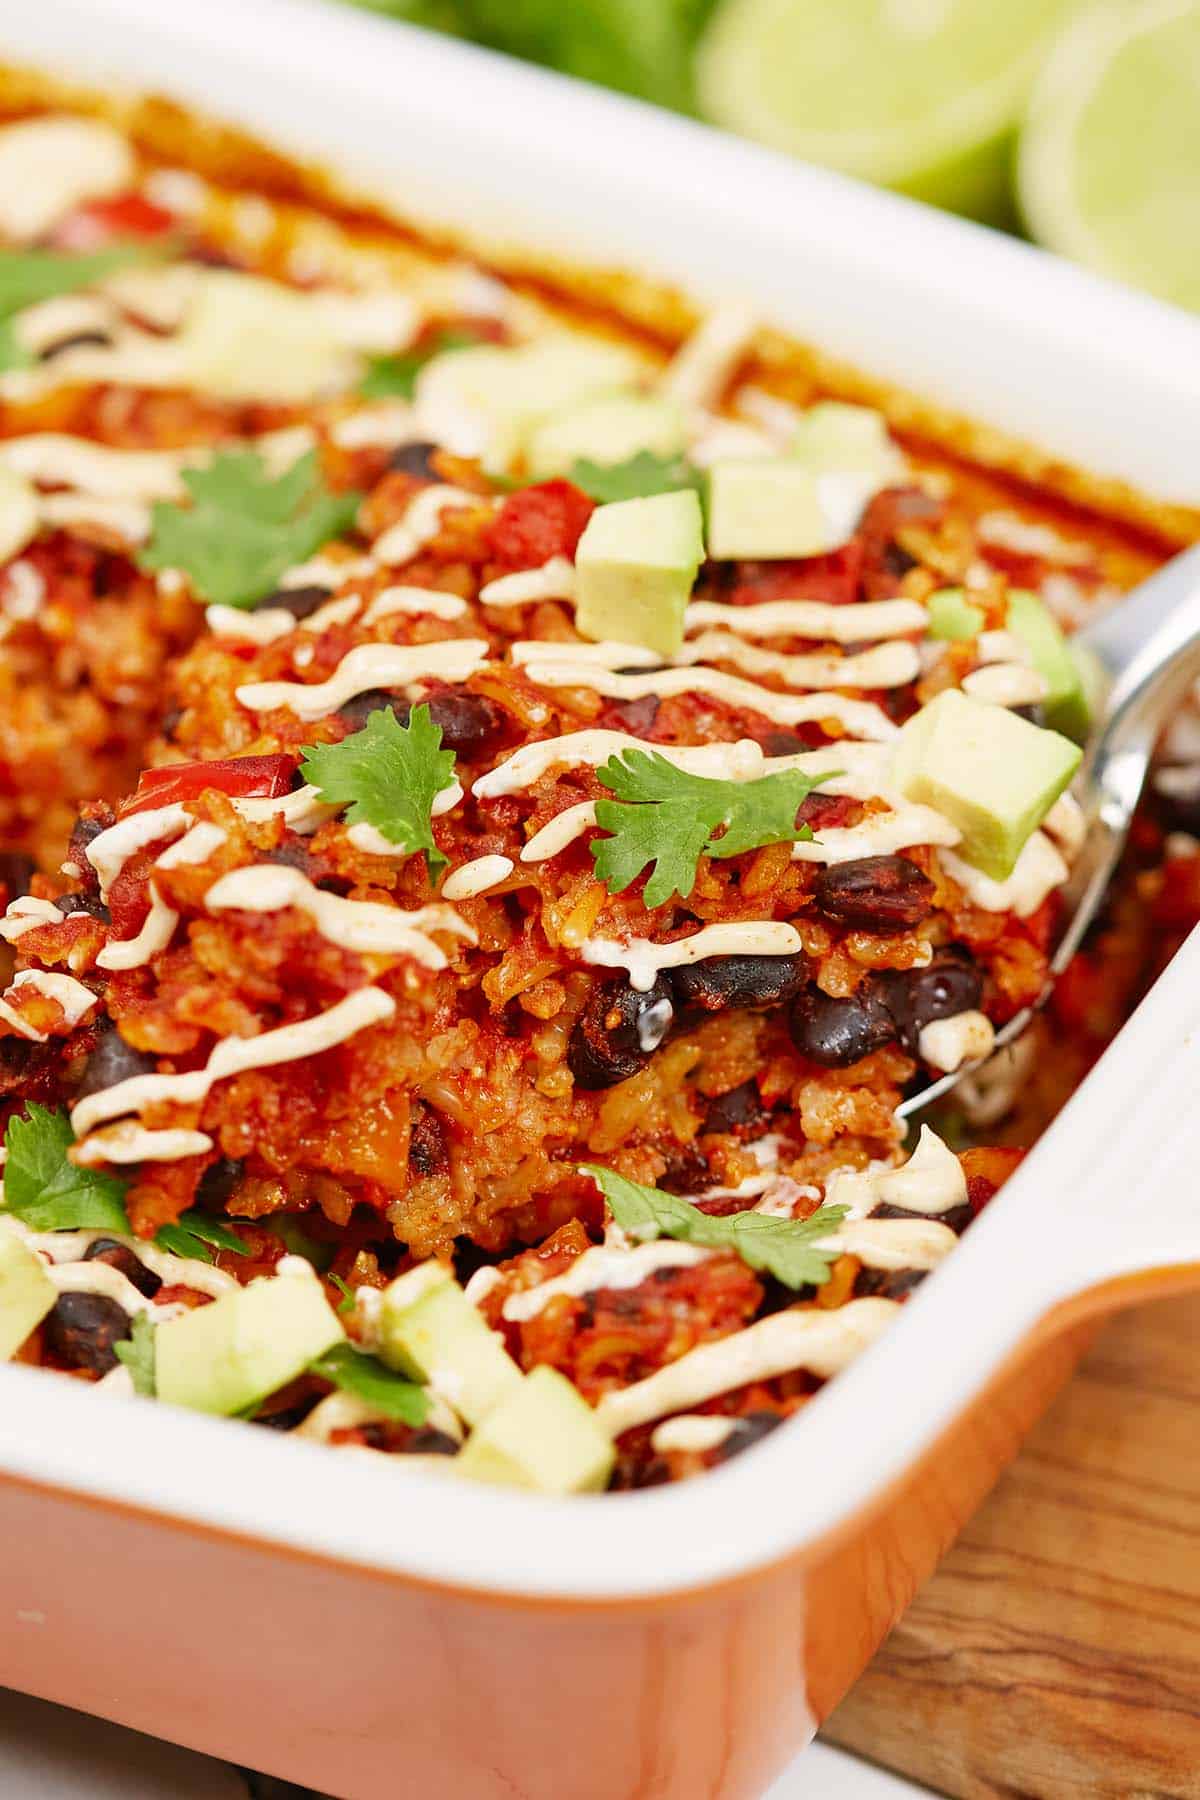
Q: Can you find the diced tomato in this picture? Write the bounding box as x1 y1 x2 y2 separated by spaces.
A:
120 754 296 817
485 480 594 570
53 192 177 251
729 543 864 608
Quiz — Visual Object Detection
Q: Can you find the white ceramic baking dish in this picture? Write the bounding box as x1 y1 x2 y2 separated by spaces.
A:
0 5 1199 1795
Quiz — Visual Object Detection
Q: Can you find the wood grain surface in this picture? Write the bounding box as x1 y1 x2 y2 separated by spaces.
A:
823 1292 1200 1799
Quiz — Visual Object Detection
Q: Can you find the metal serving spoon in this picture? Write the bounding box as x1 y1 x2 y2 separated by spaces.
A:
899 541 1200 1119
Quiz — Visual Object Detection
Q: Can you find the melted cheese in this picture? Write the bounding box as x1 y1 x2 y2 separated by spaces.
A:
205 865 474 967
71 986 397 1137
440 855 515 900
595 1297 898 1435
684 597 928 644
502 1241 713 1322
235 639 489 721
479 557 577 607
581 920 804 992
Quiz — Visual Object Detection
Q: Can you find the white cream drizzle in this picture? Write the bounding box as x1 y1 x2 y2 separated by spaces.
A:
940 831 1067 918
0 971 96 1041
510 639 661 672
373 486 484 566
0 1217 238 1305
205 605 296 645
72 1123 214 1166
825 1126 967 1220
684 597 928 644
203 865 474 969
818 1217 957 1271
479 557 577 608
361 586 469 625
518 658 897 739
789 804 960 866
961 664 1049 708
440 856 515 901
520 802 600 864
96 884 178 972
0 897 62 942
71 986 397 1137
475 730 881 801
917 1009 995 1073
502 1241 713 1323
649 1414 737 1456
676 632 920 692
235 638 489 721
85 803 190 899
581 921 803 993
595 1297 897 1436
661 302 758 414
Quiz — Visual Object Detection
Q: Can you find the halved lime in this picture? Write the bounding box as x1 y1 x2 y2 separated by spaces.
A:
695 0 1085 224
1019 0 1200 312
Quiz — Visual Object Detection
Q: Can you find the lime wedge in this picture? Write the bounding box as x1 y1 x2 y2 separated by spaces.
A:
1019 0 1200 312
695 0 1085 224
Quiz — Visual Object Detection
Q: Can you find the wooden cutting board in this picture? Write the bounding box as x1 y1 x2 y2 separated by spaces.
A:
823 1291 1200 1799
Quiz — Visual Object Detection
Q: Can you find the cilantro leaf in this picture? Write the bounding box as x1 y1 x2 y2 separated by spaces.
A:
154 1209 250 1264
138 448 361 610
567 450 702 505
0 242 160 322
299 703 456 880
114 1312 157 1397
359 327 483 400
580 1164 849 1290
328 1272 357 1316
0 318 32 376
310 1341 429 1425
2 1104 131 1234
591 749 839 907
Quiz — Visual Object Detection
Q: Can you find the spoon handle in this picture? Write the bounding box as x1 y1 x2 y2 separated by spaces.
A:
1075 540 1200 720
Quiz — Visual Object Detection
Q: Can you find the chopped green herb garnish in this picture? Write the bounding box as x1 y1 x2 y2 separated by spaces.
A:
329 1272 357 1316
590 747 839 907
114 1312 157 1397
580 1164 849 1289
359 327 484 400
137 448 361 610
310 1341 430 1425
0 242 160 323
2 1104 131 1234
300 702 456 881
567 449 702 504
154 1209 251 1264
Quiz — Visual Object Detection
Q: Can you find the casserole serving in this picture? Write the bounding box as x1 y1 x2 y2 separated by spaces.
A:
0 3 1198 1796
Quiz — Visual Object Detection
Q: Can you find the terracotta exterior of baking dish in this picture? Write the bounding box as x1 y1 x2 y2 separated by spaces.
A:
1 3 1200 1795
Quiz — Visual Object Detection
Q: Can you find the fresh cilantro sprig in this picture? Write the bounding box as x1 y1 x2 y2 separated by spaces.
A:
359 326 484 400
299 703 456 880
2 1106 247 1263
329 1272 357 1316
154 1210 250 1264
0 242 165 374
590 748 839 907
138 448 361 610
580 1164 849 1290
566 449 702 505
310 1341 429 1425
2 1104 131 1233
114 1312 157 1397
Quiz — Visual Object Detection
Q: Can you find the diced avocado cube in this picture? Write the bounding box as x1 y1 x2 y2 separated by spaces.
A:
575 488 704 658
1005 590 1092 740
155 1267 343 1416
525 392 685 480
927 587 985 641
379 1264 522 1428
456 1365 615 1495
0 1235 56 1360
893 688 1082 880
705 458 862 560
415 338 641 470
791 401 904 485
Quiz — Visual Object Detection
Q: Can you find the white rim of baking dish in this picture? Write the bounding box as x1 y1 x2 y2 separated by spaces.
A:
0 0 1197 1600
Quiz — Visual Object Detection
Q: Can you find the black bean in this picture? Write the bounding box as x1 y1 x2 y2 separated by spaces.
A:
262 842 349 895
159 706 184 743
75 1025 157 1100
424 692 505 758
605 695 661 736
55 890 110 922
701 1079 768 1138
337 688 399 732
567 976 675 1089
671 952 809 1016
0 852 34 903
762 728 824 756
814 855 935 932
386 440 442 481
195 1157 245 1210
405 1427 459 1457
656 1143 711 1195
253 1398 319 1432
715 1410 785 1464
83 1238 162 1299
408 1103 448 1177
256 584 332 620
873 1199 973 1236
853 1266 928 1302
874 947 984 1053
43 1292 130 1375
789 982 898 1068
66 814 109 896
